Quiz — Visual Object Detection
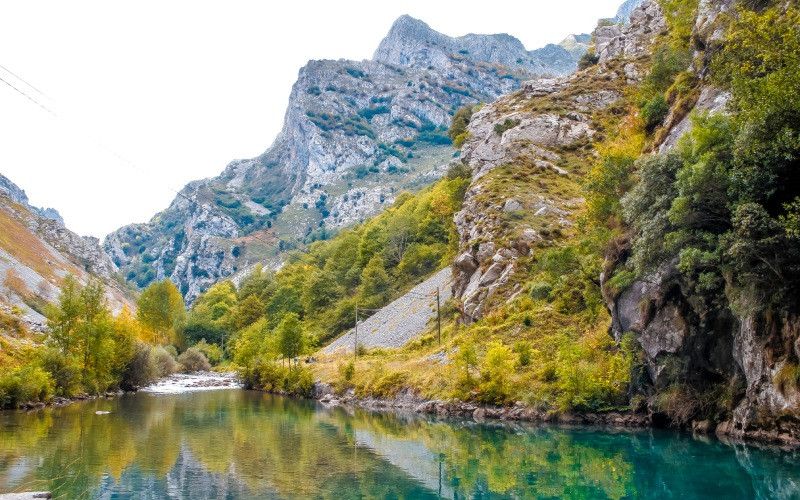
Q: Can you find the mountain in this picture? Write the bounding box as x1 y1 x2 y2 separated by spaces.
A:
104 15 593 304
558 33 592 58
0 173 135 334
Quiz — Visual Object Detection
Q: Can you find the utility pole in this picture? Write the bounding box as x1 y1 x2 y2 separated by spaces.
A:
436 287 441 346
354 298 358 362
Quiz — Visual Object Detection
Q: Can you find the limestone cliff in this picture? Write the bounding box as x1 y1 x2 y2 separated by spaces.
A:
105 15 596 303
452 1 666 321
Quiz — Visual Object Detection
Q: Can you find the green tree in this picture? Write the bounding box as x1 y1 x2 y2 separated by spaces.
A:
277 313 305 364
384 211 414 266
47 275 82 355
448 104 475 148
237 264 272 302
78 279 114 385
358 256 391 309
137 279 186 346
233 318 272 367
46 277 121 392
357 224 387 267
265 285 303 327
235 294 265 330
302 269 341 312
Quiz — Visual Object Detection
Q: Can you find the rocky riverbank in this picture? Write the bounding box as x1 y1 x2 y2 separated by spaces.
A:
312 383 800 447
3 372 241 411
313 384 648 427
7 390 126 411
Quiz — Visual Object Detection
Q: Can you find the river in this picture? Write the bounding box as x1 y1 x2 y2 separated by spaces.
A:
1 384 799 498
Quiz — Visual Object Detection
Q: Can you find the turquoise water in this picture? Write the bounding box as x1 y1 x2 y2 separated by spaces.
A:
1 389 799 498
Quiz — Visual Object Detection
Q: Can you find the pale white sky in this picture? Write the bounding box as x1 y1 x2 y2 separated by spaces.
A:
0 0 623 238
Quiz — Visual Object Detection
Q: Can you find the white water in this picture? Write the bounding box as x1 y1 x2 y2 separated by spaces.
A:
140 372 242 394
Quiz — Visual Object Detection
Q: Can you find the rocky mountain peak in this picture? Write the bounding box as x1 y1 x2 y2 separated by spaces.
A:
373 14 575 76
0 173 64 225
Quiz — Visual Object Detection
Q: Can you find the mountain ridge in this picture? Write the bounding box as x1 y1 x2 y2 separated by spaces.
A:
0 173 135 333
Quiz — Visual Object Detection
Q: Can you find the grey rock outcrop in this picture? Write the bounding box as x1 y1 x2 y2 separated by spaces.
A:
603 0 648 25
594 1 667 66
374 15 579 77
0 173 63 224
450 1 664 321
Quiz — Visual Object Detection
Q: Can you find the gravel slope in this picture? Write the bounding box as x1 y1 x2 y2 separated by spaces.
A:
323 267 452 354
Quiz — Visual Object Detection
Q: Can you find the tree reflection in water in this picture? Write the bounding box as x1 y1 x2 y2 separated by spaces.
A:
1 390 799 498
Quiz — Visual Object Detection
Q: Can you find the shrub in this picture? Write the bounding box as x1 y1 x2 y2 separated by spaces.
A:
178 347 212 373
578 51 599 70
477 341 515 405
529 281 553 301
446 163 472 180
641 94 669 131
193 339 223 365
37 348 81 397
493 118 521 135
775 363 800 395
605 269 637 297
448 105 474 142
121 341 159 390
0 365 54 408
514 341 532 367
452 131 472 149
370 370 409 398
339 360 355 382
358 106 389 120
242 360 314 397
153 346 179 377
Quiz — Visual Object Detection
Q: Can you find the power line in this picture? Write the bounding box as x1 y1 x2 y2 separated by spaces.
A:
0 63 51 99
0 74 55 116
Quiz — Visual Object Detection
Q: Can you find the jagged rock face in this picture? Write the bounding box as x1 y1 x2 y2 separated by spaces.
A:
658 86 730 152
0 175 133 331
604 0 648 25
374 15 579 77
106 15 589 304
0 173 64 224
451 75 603 320
608 261 800 441
594 0 667 66
691 0 736 77
607 261 738 386
451 1 661 322
104 187 242 303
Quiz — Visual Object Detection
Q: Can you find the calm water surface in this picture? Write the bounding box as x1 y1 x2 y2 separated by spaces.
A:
1 389 799 498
